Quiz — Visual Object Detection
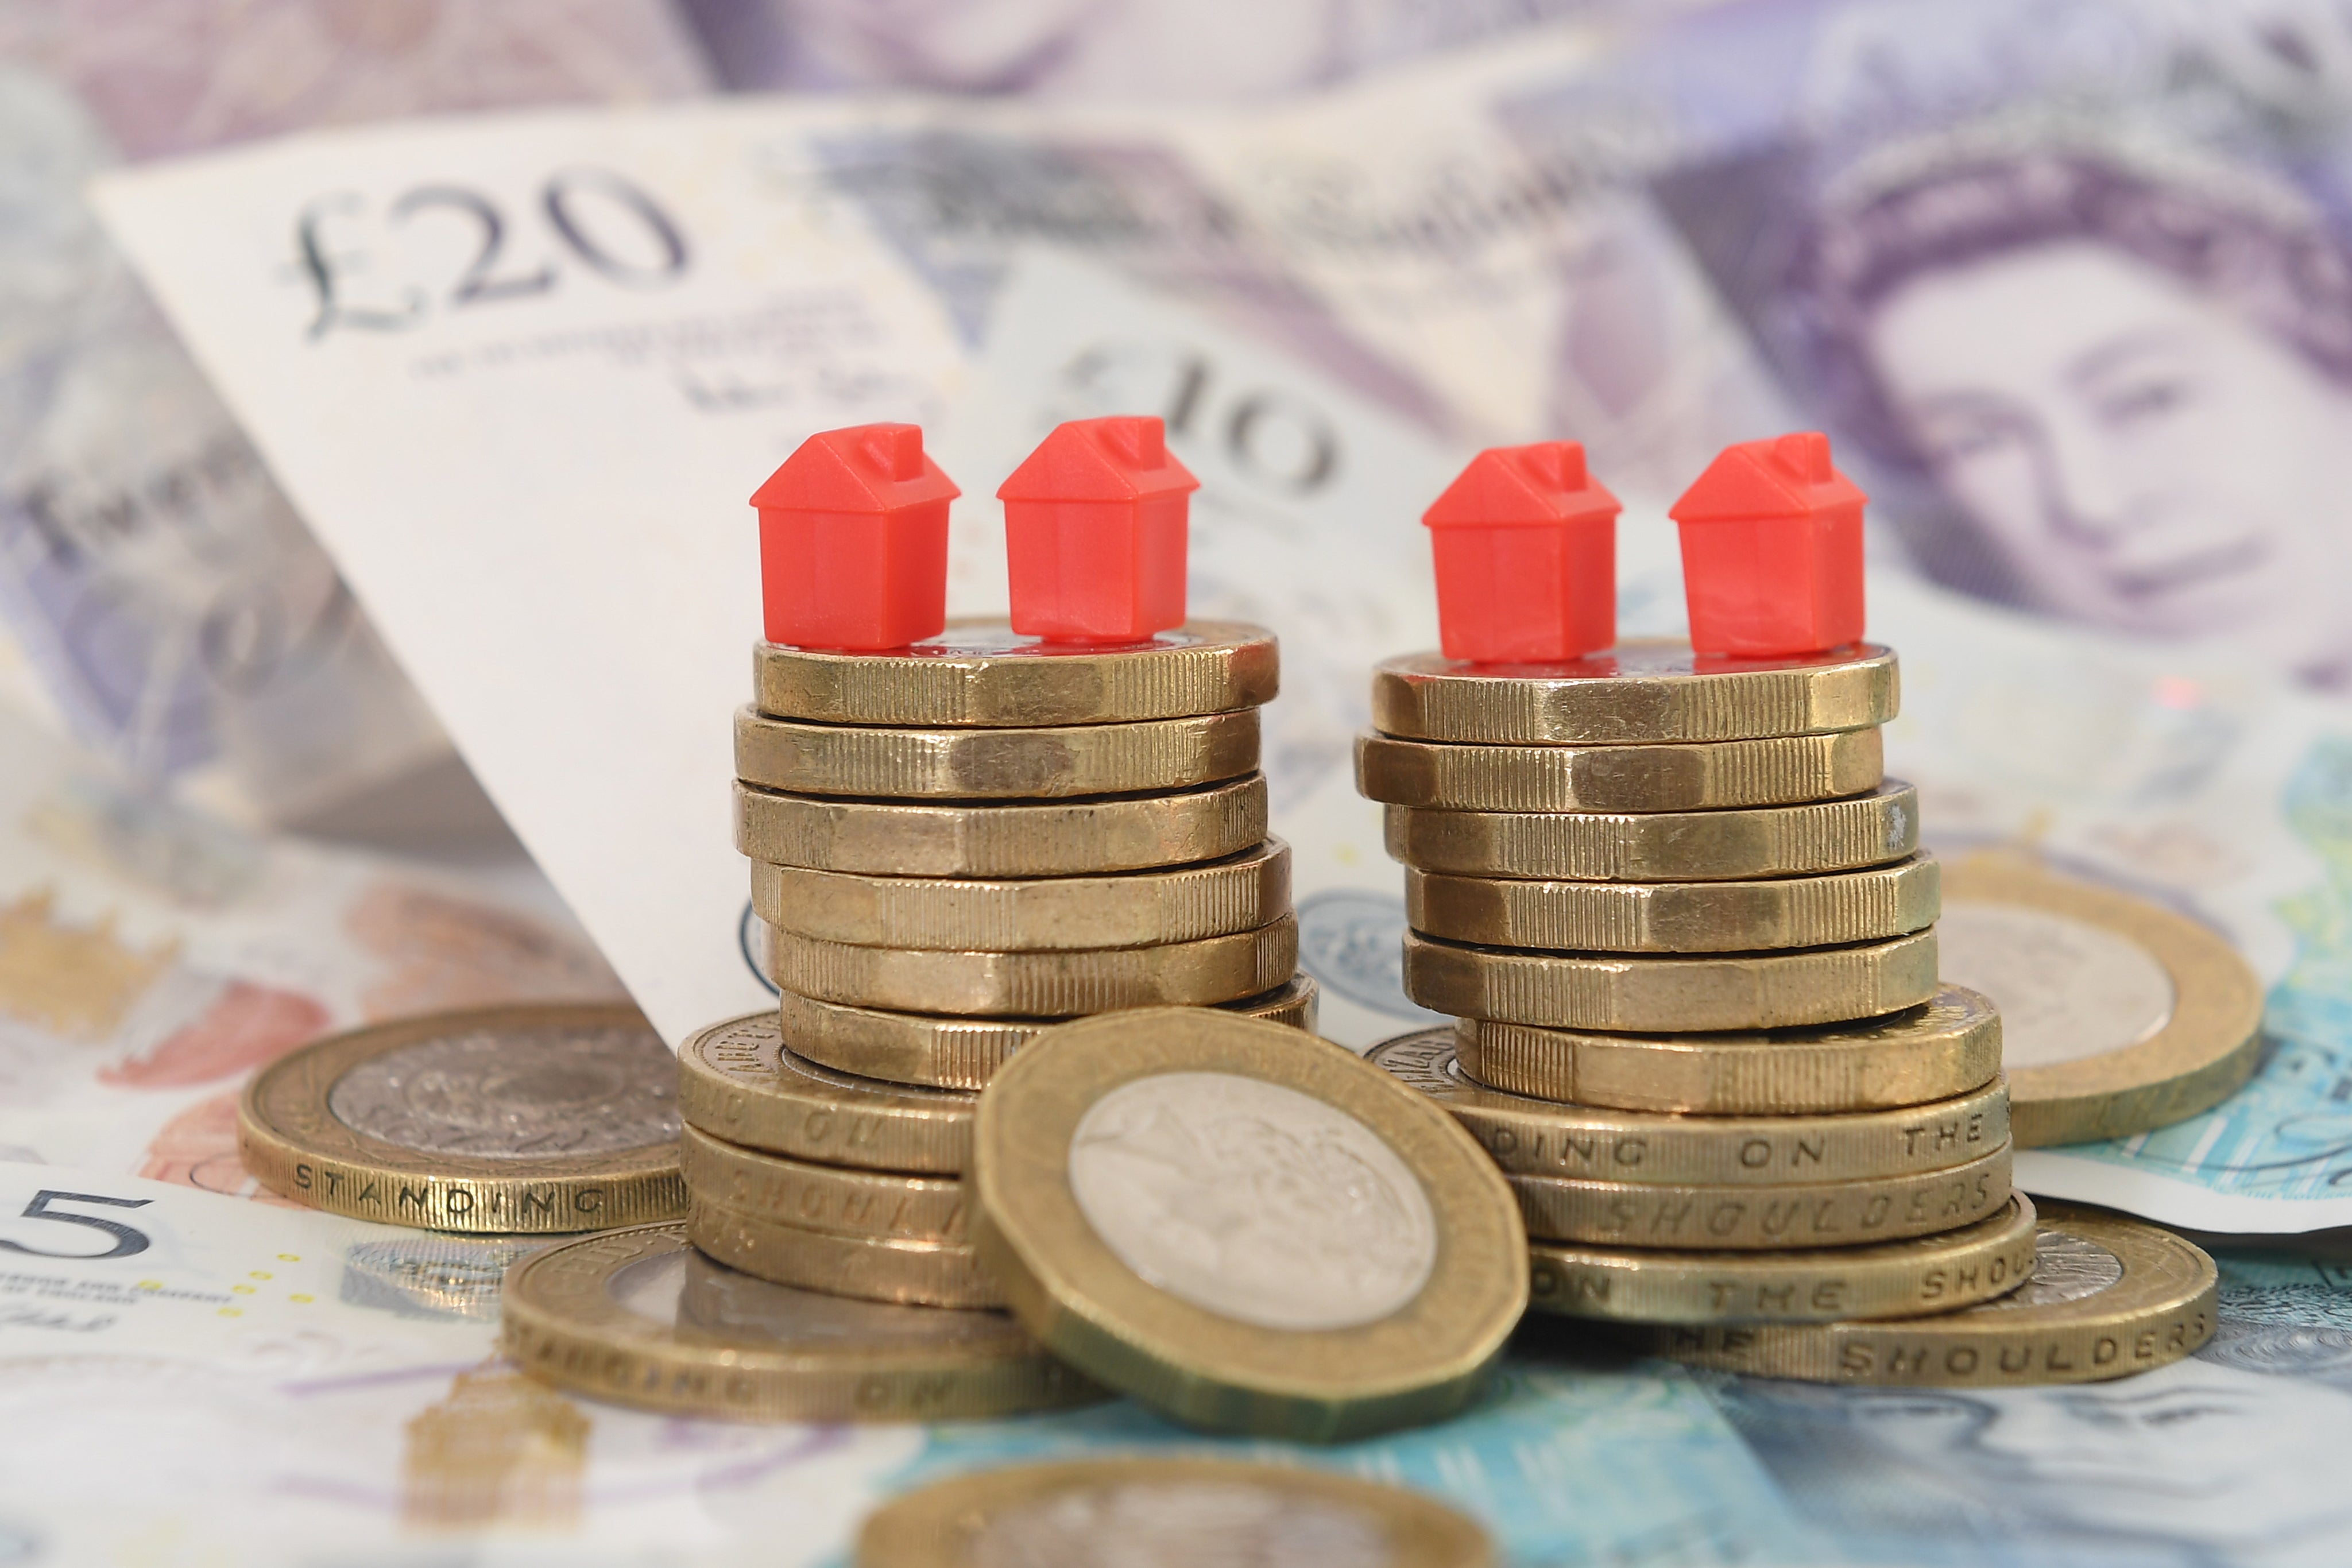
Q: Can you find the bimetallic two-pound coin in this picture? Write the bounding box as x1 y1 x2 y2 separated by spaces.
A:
857 1457 1492 1568
1650 1203 2218 1384
755 620 1278 727
1355 727 1882 813
973 1009 1527 1442
1405 855 1938 954
1384 783 1918 882
1404 928 1939 1033
500 1223 1102 1420
1368 1029 2008 1184
1527 1197 2039 1325
734 707 1258 799
679 1012 973 1174
767 917 1298 1017
682 1123 967 1241
689 1195 1004 1308
753 840 1290 951
1454 986 2003 1115
237 1003 683 1233
1937 853 2265 1147
1370 641 1897 745
779 977 1319 1090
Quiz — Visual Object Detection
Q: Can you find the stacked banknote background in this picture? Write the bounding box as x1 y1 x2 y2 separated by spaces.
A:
10 1 2352 1563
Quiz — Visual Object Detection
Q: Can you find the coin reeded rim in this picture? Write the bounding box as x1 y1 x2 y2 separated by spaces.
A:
755 618 1279 727
1355 726 1884 812
972 1008 1529 1442
1942 853 2266 1147
679 1012 974 1174
235 1002 683 1233
734 706 1259 800
680 1122 968 1241
689 1192 1006 1308
498 1222 1103 1421
855 1455 1494 1568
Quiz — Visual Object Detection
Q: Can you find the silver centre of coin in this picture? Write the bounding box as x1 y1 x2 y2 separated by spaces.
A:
328 1025 679 1159
1979 1230 2127 1311
1066 1071 1437 1332
606 1250 1014 1348
972 1482 1391 1568
1935 905 2176 1068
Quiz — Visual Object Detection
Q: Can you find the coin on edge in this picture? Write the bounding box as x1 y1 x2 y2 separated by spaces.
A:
1649 1202 2218 1383
1528 1195 2039 1324
237 1002 683 1233
972 1008 1528 1442
856 1456 1492 1568
500 1222 1103 1420
1936 851 2265 1147
679 1012 973 1174
1368 1028 2009 1184
681 1123 968 1241
734 707 1258 799
1355 726 1882 812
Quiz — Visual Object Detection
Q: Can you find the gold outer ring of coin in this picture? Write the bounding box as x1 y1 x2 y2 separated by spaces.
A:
235 1002 683 1233
1370 641 1897 745
753 618 1279 726
689 1194 1006 1308
498 1222 1105 1422
1941 851 2267 1147
856 1455 1494 1568
1507 1143 2013 1249
681 1122 969 1241
1383 782 1919 882
1527 1195 2040 1324
1649 1202 2219 1384
767 916 1299 1017
1367 1028 2010 1184
734 706 1258 799
752 839 1291 951
735 776 1270 877
679 1012 973 1174
1355 726 1883 812
1453 986 2004 1115
1405 855 1939 954
1403 928 1939 1032
972 1008 1528 1443
779 977 1320 1090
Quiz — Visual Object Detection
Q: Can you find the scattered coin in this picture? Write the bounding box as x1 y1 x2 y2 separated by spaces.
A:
734 707 1258 799
690 1194 1005 1308
972 1008 1527 1441
1355 727 1882 812
678 1012 973 1174
500 1222 1103 1421
681 1123 968 1241
237 1002 684 1233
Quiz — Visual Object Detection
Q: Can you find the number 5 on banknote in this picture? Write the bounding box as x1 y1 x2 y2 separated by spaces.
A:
0 1190 154 1260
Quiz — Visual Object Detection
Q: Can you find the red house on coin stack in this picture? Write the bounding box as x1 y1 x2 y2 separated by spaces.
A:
1422 440 1619 664
1669 432 1865 659
998 416 1200 644
751 423 961 651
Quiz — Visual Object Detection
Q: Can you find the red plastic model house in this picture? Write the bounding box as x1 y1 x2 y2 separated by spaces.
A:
751 423 961 651
997 416 1200 644
1669 432 1865 659
1423 441 1619 664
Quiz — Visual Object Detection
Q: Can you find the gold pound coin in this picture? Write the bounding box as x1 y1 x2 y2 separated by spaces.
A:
679 1012 973 1174
755 620 1278 726
779 977 1320 1090
1368 1028 2009 1183
681 1124 968 1241
1384 783 1918 882
1937 851 2265 1147
237 1002 683 1233
1403 928 1939 1032
734 707 1258 800
1649 1203 2218 1384
973 1009 1527 1442
1529 1196 2039 1324
689 1196 1006 1308
1355 727 1882 812
735 776 1268 877
500 1223 1103 1421
767 916 1299 1017
1371 641 1897 745
1405 855 1937 954
1454 986 2003 1115
857 1456 1493 1568
753 840 1291 951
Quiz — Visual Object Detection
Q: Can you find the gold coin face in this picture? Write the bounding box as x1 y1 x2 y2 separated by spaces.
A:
1371 640 1897 745
681 1123 968 1240
688 1195 1005 1308
499 1222 1103 1420
1355 727 1882 812
856 1457 1493 1568
734 707 1259 800
972 1008 1528 1442
678 1012 974 1174
236 1002 683 1233
1935 853 2265 1145
754 619 1278 726
1649 1202 2218 1383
